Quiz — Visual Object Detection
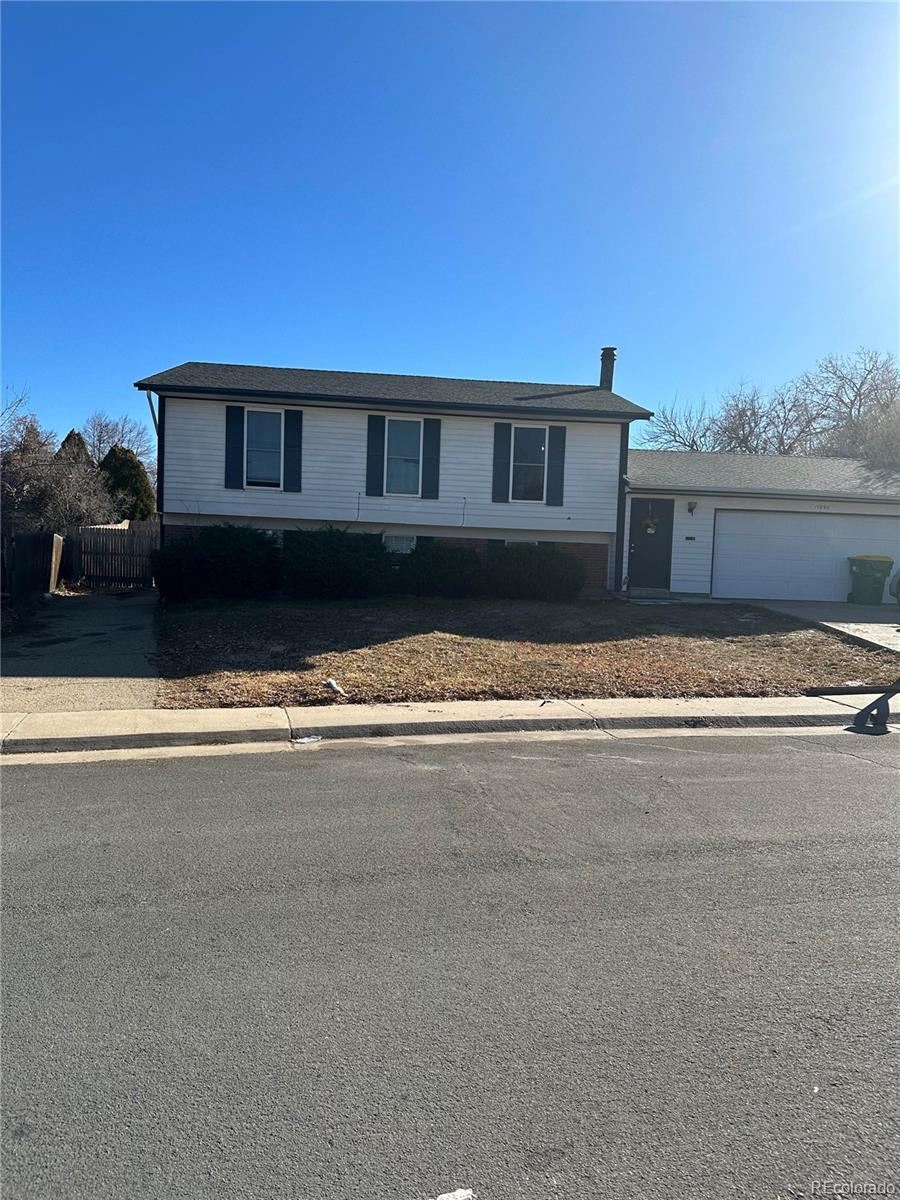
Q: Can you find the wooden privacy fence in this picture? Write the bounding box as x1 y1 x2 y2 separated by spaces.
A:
61 525 159 589
1 531 64 598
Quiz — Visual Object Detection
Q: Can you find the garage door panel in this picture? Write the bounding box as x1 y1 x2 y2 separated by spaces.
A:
711 511 900 600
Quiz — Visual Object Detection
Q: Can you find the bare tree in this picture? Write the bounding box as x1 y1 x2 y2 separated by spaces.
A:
1 415 58 530
802 347 898 424
713 382 824 455
801 348 900 458
641 400 718 451
857 400 900 472
0 387 33 441
1 415 117 531
641 348 899 467
80 409 154 466
42 458 119 529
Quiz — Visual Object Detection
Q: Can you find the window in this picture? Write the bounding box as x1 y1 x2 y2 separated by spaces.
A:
385 418 422 496
246 410 282 488
510 426 547 501
384 534 417 555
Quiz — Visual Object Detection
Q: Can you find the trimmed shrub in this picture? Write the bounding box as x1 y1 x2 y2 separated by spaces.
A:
282 527 391 599
393 540 484 598
155 526 587 604
483 542 586 602
155 525 280 602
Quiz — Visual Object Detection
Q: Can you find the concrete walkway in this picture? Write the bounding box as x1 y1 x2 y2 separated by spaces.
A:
755 599 900 654
2 693 895 755
1 592 158 712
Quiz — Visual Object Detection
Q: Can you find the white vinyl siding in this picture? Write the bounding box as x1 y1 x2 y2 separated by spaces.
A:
162 398 623 534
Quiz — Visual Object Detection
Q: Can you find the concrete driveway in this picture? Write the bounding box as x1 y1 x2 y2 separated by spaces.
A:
755 599 900 654
1 592 158 712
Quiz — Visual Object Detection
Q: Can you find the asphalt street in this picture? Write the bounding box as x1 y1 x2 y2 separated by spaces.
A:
2 732 898 1199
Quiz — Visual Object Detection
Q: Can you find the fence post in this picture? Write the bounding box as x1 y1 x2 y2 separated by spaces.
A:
48 534 64 593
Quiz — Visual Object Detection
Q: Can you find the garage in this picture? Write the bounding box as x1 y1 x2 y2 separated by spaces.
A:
711 510 900 601
625 451 900 600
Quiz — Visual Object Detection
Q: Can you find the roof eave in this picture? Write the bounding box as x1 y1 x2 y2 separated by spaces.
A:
625 480 900 504
135 381 652 421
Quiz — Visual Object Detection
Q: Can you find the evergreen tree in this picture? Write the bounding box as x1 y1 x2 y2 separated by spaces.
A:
99 445 156 521
57 429 93 464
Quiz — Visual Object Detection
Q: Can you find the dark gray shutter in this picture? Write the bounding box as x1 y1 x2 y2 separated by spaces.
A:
421 418 441 499
225 405 244 489
546 426 566 506
492 422 512 502
366 415 386 496
283 409 303 492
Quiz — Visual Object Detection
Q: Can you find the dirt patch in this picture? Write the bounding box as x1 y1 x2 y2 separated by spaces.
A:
155 597 899 709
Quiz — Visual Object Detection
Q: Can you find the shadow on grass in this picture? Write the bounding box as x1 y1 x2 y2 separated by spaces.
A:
155 594 831 682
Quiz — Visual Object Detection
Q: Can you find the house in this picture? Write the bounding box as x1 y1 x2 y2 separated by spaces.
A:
134 349 649 594
135 352 900 603
625 450 900 601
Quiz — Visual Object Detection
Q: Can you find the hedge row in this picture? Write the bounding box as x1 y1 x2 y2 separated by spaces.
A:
155 526 587 603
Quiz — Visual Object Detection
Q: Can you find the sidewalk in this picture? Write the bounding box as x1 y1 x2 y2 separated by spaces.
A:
2 693 894 755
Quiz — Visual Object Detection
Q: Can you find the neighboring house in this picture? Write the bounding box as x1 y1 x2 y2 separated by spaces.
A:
625 451 900 602
135 353 900 602
134 349 650 593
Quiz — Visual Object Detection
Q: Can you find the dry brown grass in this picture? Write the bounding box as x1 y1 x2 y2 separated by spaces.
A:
155 596 898 709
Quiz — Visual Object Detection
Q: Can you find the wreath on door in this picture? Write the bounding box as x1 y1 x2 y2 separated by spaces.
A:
641 512 659 535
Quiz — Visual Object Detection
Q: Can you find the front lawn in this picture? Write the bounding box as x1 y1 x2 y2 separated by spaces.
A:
155 596 898 708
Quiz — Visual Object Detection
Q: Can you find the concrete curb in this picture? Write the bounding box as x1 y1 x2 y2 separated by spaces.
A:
1 708 290 756
2 694 894 755
286 712 872 742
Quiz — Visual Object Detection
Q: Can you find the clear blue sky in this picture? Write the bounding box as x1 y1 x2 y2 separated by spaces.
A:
2 1 897 442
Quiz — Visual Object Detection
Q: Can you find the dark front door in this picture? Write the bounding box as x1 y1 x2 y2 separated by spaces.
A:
628 498 674 589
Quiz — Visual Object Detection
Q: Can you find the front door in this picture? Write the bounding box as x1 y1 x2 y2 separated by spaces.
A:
628 498 674 589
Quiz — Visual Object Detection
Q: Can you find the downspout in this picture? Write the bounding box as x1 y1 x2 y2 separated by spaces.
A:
154 394 166 546
145 390 159 435
612 423 629 592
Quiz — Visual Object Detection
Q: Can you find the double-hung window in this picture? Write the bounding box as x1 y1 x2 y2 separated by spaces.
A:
385 418 422 496
510 426 547 501
245 409 283 488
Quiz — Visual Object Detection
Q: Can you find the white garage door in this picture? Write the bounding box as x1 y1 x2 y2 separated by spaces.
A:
711 510 900 601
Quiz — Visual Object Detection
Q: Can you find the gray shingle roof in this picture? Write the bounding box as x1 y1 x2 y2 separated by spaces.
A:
134 361 652 420
628 449 900 501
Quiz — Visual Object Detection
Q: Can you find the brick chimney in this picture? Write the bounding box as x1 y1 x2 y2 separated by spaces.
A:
600 346 617 391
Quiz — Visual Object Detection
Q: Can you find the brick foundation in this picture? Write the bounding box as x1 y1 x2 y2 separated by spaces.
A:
552 542 609 594
160 523 196 544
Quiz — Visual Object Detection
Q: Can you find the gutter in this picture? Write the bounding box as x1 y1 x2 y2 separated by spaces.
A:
624 481 900 505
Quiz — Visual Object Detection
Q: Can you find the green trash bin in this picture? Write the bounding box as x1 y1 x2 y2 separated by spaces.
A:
847 555 893 605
